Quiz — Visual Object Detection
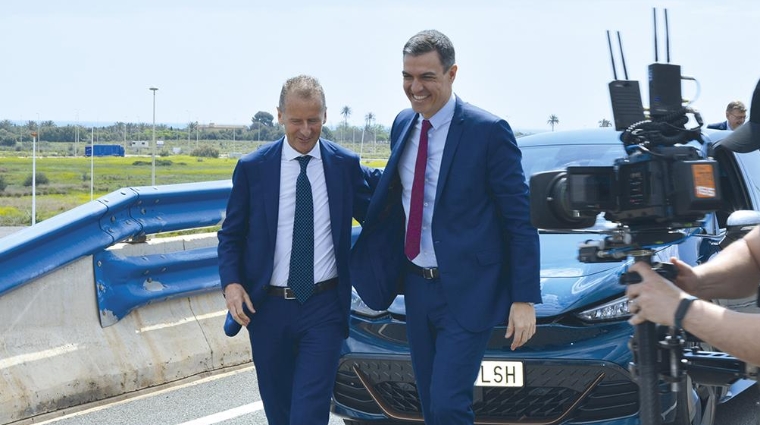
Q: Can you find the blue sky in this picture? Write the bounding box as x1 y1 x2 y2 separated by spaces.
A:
2 0 757 133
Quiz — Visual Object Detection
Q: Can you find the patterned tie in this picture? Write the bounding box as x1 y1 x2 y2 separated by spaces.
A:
288 155 314 303
405 119 432 260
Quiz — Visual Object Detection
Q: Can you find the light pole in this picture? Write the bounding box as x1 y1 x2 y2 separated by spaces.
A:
31 131 37 226
149 87 158 186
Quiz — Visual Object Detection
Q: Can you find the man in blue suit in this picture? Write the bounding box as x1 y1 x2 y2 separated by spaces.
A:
218 75 379 425
707 100 747 130
350 30 541 424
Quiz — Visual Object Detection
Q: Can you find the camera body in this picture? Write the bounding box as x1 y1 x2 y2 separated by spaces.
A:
530 142 723 234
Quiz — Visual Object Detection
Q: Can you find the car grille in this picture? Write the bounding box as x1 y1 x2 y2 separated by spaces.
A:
334 356 639 423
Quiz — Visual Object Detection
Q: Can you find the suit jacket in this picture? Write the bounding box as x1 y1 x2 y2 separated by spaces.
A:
217 138 378 331
350 96 541 332
707 121 728 130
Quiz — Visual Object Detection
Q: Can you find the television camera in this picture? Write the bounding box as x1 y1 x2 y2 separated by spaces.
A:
528 8 758 425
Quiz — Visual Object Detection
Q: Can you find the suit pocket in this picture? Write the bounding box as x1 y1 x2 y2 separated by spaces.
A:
475 249 502 266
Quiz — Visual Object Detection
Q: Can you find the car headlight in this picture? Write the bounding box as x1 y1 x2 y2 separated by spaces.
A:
350 287 388 318
576 296 632 322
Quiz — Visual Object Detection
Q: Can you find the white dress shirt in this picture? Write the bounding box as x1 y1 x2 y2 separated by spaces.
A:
269 139 337 287
399 94 456 268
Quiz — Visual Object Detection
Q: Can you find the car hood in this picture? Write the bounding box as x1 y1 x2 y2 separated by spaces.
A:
386 232 631 319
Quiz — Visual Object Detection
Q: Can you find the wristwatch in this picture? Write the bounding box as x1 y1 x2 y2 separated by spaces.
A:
674 295 698 329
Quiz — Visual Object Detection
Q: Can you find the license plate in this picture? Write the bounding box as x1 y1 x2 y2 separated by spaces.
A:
475 361 524 387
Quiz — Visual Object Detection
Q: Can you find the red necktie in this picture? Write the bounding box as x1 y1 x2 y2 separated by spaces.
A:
405 119 432 260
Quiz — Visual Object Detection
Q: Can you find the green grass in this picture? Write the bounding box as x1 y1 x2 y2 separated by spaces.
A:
0 143 388 226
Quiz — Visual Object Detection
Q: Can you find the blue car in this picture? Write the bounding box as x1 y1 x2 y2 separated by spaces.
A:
332 128 760 425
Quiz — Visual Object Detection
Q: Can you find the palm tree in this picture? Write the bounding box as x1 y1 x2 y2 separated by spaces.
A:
547 114 559 132
361 112 375 158
598 118 612 128
340 106 351 142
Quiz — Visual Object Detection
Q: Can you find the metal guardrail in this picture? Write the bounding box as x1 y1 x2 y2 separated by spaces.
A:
0 180 232 326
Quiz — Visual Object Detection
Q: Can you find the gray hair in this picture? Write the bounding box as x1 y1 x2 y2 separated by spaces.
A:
403 29 456 71
278 75 326 113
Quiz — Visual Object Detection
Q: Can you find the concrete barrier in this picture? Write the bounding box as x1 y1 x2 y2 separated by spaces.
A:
0 234 252 424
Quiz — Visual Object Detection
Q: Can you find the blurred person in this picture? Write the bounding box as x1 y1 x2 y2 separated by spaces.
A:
217 75 379 425
626 225 760 365
351 29 541 425
707 100 747 130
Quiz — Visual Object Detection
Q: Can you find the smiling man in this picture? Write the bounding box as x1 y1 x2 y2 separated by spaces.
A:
218 75 379 425
351 30 541 425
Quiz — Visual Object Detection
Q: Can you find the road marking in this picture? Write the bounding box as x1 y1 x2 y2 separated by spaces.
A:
0 343 80 369
176 401 264 425
25 365 256 424
135 310 227 333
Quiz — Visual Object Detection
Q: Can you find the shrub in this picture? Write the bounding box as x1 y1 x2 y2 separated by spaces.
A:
190 146 220 158
23 172 49 187
0 175 6 192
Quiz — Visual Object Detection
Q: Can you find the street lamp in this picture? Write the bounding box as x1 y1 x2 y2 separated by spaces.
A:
149 87 158 186
31 131 37 226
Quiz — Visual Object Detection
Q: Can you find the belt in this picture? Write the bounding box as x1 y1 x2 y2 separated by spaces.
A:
407 262 440 280
267 277 339 300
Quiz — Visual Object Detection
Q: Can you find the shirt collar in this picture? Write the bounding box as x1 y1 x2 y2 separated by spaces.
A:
282 137 322 160
425 93 456 129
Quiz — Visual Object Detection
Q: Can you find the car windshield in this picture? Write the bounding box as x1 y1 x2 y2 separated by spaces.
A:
520 143 625 178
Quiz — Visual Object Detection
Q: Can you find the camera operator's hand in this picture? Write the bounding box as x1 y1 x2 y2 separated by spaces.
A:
626 261 688 327
670 257 701 295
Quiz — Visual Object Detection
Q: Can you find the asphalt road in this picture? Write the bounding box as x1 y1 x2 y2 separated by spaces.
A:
14 364 759 425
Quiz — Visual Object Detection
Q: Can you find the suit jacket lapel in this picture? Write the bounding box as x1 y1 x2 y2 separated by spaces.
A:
263 139 284 245
320 141 344 249
435 97 466 207
365 113 417 224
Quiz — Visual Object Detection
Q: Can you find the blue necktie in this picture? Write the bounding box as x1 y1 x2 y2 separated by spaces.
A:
288 155 314 303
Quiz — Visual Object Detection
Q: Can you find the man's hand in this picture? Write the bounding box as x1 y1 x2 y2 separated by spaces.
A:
671 257 700 295
224 283 255 326
505 302 536 350
626 261 685 327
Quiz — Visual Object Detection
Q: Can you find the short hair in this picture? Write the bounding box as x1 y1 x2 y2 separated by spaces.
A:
278 75 326 114
403 29 456 71
726 101 747 113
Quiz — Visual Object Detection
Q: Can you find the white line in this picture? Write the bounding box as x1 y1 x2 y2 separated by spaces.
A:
0 343 80 369
176 401 264 425
28 365 256 424
135 310 227 333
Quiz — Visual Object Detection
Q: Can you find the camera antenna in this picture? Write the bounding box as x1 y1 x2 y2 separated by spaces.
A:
617 31 630 80
665 8 671 63
653 8 659 62
607 31 618 80
649 7 682 118
607 30 644 130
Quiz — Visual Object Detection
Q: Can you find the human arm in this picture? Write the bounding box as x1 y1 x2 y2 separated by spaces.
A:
626 261 760 365
217 160 256 324
486 118 541 346
675 226 760 300
506 302 536 350
352 164 383 224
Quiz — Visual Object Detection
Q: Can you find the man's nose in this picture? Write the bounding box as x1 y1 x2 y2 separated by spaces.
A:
410 78 424 93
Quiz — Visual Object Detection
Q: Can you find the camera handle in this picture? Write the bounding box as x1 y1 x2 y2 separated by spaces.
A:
621 253 681 425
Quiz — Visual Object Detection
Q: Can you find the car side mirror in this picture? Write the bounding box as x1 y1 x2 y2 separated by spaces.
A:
720 210 760 249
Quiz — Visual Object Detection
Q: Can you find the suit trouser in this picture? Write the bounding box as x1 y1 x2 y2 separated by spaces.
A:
404 273 492 425
247 287 344 425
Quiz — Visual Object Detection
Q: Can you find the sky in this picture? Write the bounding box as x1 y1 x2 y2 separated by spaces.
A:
2 0 758 133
